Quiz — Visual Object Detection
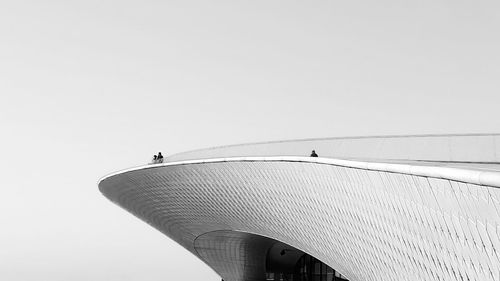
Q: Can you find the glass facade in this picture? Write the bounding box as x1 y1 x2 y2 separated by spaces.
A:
266 254 349 281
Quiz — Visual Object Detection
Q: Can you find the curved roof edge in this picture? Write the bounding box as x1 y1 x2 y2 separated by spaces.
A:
99 156 500 190
166 133 500 163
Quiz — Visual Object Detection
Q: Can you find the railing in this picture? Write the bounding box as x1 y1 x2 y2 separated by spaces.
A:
150 158 164 165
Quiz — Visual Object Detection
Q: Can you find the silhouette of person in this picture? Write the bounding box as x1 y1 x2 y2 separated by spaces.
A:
157 152 164 163
310 150 318 157
152 155 157 164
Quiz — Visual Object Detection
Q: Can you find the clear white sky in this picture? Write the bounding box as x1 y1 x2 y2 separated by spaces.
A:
1 1 499 280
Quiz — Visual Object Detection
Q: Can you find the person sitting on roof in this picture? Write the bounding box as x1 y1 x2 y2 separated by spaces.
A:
152 155 158 164
310 150 318 157
157 152 164 163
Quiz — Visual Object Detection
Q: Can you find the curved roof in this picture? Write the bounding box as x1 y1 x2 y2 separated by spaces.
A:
167 133 500 163
99 134 500 281
100 157 500 281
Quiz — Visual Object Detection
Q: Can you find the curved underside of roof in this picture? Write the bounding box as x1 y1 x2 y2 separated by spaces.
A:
99 153 500 281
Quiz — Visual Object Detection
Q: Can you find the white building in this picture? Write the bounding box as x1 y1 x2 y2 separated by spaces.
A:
99 134 500 281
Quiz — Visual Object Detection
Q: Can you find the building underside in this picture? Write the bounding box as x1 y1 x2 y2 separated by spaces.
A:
99 134 500 281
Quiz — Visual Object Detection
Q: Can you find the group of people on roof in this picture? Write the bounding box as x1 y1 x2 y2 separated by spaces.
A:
151 152 164 164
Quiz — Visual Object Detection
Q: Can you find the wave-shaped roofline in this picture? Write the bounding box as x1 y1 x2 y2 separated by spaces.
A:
182 132 500 151
167 133 500 163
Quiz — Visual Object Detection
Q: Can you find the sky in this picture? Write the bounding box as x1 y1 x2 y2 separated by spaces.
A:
0 0 499 280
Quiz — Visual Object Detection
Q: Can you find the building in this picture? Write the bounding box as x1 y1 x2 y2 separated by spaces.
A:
99 134 500 281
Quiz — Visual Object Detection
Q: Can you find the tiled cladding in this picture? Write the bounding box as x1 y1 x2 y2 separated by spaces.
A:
100 159 500 281
194 230 274 281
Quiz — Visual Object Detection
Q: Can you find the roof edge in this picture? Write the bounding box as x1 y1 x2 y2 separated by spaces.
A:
98 156 500 189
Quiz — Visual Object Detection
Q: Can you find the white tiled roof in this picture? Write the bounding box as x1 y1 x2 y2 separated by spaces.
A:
99 155 500 281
